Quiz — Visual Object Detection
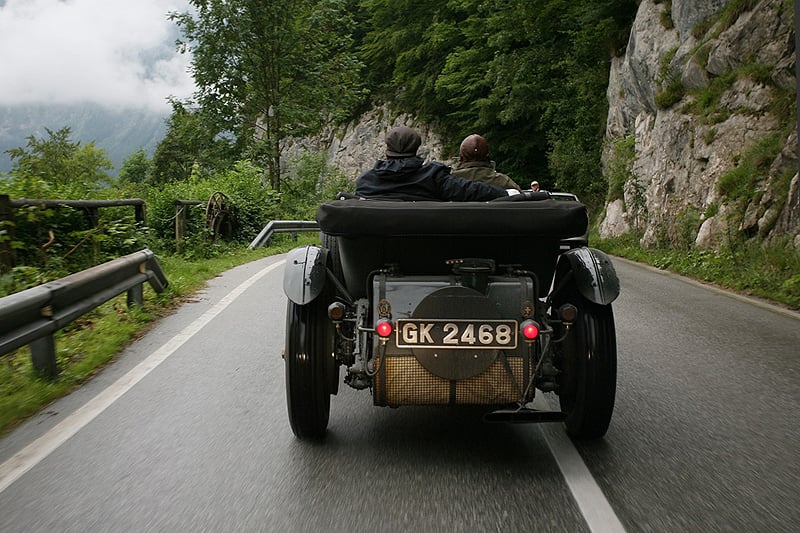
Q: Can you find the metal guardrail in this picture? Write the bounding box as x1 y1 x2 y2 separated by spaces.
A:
0 249 169 378
248 220 320 249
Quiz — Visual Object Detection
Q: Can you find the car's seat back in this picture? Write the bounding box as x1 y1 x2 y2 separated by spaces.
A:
316 198 588 298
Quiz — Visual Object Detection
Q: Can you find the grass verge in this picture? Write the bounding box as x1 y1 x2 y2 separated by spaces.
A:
597 232 800 310
0 234 317 436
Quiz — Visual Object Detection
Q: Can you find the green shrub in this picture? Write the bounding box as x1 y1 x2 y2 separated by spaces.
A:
655 47 684 109
146 160 281 254
659 1 674 30
605 134 636 202
717 132 783 201
279 151 353 220
693 0 760 39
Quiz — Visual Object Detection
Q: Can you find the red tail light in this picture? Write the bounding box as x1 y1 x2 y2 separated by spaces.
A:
521 320 540 340
376 320 393 338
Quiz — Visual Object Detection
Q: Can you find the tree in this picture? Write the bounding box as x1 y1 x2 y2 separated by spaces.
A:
149 99 236 184
118 149 152 184
5 127 114 197
171 0 364 191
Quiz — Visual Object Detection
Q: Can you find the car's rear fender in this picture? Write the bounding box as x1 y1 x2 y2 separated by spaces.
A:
283 245 329 305
554 247 619 305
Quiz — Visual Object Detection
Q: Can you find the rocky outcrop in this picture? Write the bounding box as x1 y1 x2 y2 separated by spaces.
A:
282 104 446 180
601 0 799 248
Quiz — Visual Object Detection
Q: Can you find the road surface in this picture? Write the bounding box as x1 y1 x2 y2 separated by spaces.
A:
1 254 798 532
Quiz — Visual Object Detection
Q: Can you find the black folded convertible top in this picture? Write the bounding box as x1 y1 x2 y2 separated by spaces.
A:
316 198 588 239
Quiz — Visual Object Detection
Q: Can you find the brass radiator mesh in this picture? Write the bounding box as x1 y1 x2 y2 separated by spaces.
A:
373 354 530 406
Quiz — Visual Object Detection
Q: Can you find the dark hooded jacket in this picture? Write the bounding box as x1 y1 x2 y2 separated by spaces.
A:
355 156 507 201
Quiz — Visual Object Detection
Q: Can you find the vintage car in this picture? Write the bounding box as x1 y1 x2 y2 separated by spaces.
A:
282 192 620 440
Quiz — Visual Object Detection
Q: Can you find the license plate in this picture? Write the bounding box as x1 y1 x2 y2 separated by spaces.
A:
395 319 518 349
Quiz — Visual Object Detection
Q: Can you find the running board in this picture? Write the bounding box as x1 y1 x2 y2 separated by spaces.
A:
484 408 567 424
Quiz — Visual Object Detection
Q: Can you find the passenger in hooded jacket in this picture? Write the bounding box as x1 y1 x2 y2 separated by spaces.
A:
355 126 511 201
451 134 520 191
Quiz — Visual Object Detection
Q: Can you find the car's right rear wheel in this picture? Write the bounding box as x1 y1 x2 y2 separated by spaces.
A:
321 233 343 283
555 291 617 439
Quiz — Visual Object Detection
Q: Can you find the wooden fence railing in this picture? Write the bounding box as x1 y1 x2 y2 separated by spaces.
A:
0 194 146 270
0 194 229 267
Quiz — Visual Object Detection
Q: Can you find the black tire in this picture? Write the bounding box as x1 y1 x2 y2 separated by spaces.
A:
555 292 617 439
285 295 332 439
320 232 344 394
321 232 343 283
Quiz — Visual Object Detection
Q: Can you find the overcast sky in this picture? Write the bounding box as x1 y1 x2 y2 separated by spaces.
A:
0 0 195 113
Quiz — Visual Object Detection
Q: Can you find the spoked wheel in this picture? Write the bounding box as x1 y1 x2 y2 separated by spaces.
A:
205 191 230 240
285 293 333 439
554 290 617 439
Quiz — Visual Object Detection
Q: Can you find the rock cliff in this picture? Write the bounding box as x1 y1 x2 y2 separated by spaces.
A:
282 104 446 180
600 0 799 248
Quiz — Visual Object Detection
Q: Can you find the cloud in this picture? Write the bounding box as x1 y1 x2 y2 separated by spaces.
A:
0 0 195 112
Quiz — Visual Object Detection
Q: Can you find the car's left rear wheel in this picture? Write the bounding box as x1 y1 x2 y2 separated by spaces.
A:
285 295 331 439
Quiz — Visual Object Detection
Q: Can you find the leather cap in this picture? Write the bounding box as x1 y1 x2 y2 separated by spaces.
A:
459 134 489 162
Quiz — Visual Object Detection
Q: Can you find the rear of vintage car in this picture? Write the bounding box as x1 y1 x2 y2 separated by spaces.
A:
284 195 619 440
368 267 539 407
318 198 585 404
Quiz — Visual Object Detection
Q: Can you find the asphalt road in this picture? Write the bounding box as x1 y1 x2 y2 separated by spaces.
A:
1 254 798 532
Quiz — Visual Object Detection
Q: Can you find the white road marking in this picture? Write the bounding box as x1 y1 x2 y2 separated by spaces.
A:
534 396 627 533
0 259 285 494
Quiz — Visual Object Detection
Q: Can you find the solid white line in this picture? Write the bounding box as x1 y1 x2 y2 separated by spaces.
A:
0 259 285 495
534 396 627 533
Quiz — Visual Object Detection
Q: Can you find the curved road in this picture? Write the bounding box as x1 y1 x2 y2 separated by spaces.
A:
1 254 798 532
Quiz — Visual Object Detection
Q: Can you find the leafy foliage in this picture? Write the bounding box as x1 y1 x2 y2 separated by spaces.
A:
279 151 353 220
5 127 114 197
605 134 635 202
170 0 365 190
144 160 279 256
1 128 146 278
118 148 152 185
356 0 638 206
1 120 353 284
149 99 237 184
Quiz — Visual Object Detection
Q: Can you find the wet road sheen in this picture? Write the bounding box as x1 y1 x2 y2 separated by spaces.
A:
1 255 798 532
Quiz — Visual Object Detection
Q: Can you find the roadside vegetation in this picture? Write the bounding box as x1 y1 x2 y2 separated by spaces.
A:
596 231 800 310
0 125 343 435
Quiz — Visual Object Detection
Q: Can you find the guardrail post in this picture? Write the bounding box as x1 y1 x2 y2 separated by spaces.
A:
127 284 144 307
29 335 58 379
134 203 146 225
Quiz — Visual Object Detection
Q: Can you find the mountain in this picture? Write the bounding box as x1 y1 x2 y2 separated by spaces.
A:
0 103 169 177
